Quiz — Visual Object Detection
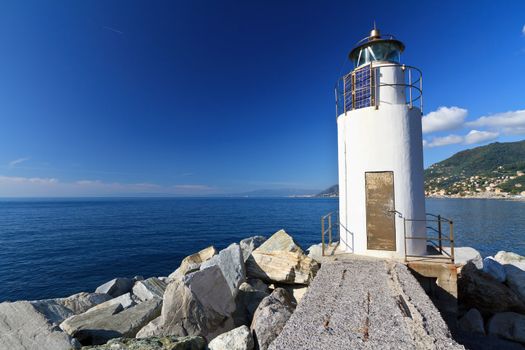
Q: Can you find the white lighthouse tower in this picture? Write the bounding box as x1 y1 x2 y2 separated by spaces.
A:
336 28 427 259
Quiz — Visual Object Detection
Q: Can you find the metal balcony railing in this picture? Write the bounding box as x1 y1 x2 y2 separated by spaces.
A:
335 62 423 117
321 211 339 256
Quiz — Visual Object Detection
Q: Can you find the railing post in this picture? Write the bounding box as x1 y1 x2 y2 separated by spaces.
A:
328 214 332 245
408 68 412 109
438 215 443 254
403 218 407 262
449 221 455 263
321 217 325 257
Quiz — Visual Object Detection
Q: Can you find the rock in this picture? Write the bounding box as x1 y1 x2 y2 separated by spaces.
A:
133 277 167 301
488 312 525 344
504 264 525 300
250 288 295 350
458 262 525 315
208 325 254 350
95 277 133 298
247 278 270 293
80 335 207 349
444 246 483 269
495 251 525 270
200 243 246 297
482 257 506 283
306 243 323 262
79 335 206 349
0 301 81 350
133 275 144 282
60 299 162 345
48 292 112 315
86 292 137 313
185 265 236 317
275 284 308 304
246 229 320 285
137 271 235 341
29 299 76 324
240 236 266 262
458 308 485 335
169 246 217 280
233 282 269 326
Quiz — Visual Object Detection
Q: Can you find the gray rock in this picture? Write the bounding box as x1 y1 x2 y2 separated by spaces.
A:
132 277 167 301
240 236 266 262
0 300 81 350
247 278 270 293
250 288 295 350
86 292 137 313
459 308 485 335
504 264 525 300
60 299 162 345
488 312 525 344
494 251 525 270
233 282 269 326
95 277 133 298
208 325 254 350
458 262 525 315
184 265 236 317
200 243 246 297
274 284 308 304
306 243 323 262
29 299 75 324
483 257 506 283
80 335 206 349
246 229 320 285
45 292 112 315
168 246 217 280
133 275 144 282
445 246 483 269
137 273 235 341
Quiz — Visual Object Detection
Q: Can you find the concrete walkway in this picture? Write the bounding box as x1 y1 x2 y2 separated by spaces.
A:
269 257 464 350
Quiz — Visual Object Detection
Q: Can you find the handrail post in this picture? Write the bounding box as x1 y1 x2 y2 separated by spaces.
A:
321 217 325 257
408 68 412 108
328 214 332 245
403 218 407 262
437 215 443 254
449 221 455 263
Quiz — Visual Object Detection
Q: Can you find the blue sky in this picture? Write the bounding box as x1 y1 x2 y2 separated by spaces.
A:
0 1 524 196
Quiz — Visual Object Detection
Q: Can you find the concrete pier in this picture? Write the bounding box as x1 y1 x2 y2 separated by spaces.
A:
269 256 463 349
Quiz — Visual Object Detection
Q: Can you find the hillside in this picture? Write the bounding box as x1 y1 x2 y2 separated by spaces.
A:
425 140 525 196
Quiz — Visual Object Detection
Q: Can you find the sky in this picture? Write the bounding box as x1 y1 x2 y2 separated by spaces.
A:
0 0 524 197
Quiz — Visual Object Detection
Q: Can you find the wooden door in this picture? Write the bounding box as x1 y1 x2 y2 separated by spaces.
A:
365 171 396 251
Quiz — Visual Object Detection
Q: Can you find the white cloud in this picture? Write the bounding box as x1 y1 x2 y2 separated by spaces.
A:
8 157 30 168
466 109 525 129
0 176 217 197
424 134 464 148
522 24 525 36
422 106 467 134
464 130 499 145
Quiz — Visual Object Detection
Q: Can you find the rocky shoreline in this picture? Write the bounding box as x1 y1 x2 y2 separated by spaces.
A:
0 229 319 350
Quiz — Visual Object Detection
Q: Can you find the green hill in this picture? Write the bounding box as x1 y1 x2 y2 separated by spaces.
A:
425 140 525 196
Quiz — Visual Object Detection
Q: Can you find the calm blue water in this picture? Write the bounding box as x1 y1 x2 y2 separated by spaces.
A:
0 197 523 302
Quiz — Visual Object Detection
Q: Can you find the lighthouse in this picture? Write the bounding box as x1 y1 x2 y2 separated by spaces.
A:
336 28 426 259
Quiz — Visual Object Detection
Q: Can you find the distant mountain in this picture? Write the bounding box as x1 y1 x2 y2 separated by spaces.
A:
316 185 339 197
236 188 319 197
425 140 525 196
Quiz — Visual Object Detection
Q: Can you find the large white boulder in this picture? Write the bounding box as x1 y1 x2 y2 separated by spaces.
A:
38 292 112 315
445 247 483 269
200 243 246 297
60 299 162 345
246 229 320 285
458 308 485 335
240 236 266 262
169 246 217 280
208 325 254 350
0 301 80 350
95 277 133 298
86 292 137 313
482 257 506 283
494 251 525 270
488 312 525 344
132 277 167 301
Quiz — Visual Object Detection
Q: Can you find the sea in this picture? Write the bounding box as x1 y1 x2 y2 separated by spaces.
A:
0 197 523 302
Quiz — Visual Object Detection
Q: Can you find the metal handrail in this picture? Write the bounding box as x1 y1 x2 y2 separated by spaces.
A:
403 213 455 263
335 62 423 117
321 211 339 256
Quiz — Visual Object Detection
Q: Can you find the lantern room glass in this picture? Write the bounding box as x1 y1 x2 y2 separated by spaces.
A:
352 42 402 67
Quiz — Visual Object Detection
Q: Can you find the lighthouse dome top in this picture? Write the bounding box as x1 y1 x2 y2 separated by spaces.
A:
349 28 405 68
